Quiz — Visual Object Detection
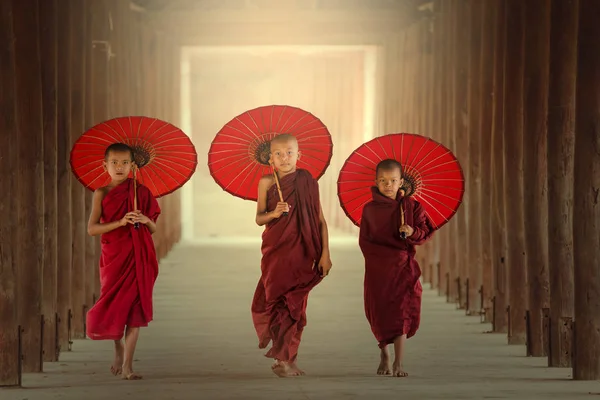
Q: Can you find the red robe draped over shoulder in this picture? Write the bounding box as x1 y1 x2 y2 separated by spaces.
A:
251 169 323 362
359 187 434 348
86 178 161 340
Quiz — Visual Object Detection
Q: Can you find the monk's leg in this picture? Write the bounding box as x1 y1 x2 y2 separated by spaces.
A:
392 334 408 377
122 326 142 380
111 340 124 376
287 328 305 376
377 344 392 375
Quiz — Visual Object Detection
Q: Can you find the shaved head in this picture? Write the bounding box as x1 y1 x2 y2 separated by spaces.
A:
270 133 298 149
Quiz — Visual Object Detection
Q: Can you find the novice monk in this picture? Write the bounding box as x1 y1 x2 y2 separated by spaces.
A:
86 143 161 380
359 159 434 377
252 134 332 378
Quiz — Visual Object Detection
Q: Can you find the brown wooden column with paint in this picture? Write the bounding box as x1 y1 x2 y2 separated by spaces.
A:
547 0 578 368
434 0 449 299
89 0 112 302
572 0 600 381
69 0 88 340
453 0 470 310
445 0 459 305
466 0 483 316
490 0 508 334
83 0 96 331
12 0 45 373
522 0 551 357
503 0 527 345
478 0 495 324
0 0 20 387
56 0 73 355
39 0 59 362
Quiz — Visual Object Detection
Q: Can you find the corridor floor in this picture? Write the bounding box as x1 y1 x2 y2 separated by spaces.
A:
2 240 597 400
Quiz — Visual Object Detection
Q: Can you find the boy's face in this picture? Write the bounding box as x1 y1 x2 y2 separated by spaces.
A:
269 139 301 174
103 150 134 183
376 167 404 200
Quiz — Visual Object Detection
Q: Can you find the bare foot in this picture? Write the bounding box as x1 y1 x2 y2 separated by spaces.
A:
110 341 124 376
392 362 408 377
377 348 391 375
288 362 305 376
271 361 301 377
121 368 143 380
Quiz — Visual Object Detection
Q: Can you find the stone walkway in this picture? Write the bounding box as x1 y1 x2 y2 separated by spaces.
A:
2 241 597 400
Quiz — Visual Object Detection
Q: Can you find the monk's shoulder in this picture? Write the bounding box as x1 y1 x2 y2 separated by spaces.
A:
94 186 109 200
258 174 275 188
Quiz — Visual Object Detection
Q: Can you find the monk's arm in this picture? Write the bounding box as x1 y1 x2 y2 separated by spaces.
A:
255 177 277 226
143 219 157 234
87 189 125 236
318 204 330 257
406 203 434 245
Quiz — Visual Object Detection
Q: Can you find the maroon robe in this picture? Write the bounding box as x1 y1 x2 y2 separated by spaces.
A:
86 178 161 340
251 169 323 362
359 186 434 348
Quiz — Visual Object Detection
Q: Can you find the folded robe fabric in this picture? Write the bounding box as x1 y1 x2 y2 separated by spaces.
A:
86 178 161 340
359 187 434 348
251 169 323 362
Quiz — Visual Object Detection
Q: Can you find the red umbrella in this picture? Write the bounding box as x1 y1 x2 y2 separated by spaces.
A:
70 116 197 198
208 105 333 201
337 133 465 230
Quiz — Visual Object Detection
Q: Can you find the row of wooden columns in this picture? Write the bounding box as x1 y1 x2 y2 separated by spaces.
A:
388 0 599 379
0 0 183 387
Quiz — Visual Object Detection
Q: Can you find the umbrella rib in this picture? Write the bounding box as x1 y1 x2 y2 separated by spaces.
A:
150 159 189 181
418 186 464 204
418 159 463 176
277 107 300 132
418 189 458 213
141 164 163 196
407 136 433 171
414 193 448 221
212 133 253 144
223 158 262 191
413 148 453 173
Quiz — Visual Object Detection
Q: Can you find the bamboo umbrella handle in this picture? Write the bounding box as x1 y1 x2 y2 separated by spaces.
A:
272 166 288 217
133 167 140 229
399 202 406 239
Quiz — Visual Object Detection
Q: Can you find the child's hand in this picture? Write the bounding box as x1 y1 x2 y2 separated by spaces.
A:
272 202 290 218
120 212 137 226
399 224 414 237
317 253 332 277
132 210 151 225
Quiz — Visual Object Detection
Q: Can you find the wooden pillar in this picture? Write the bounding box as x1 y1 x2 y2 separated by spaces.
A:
90 0 111 301
432 0 446 297
0 0 19 387
522 0 551 357
444 0 459 304
466 0 483 315
477 2 496 322
573 0 600 381
83 0 96 322
503 0 527 345
56 0 73 354
69 0 87 340
478 0 495 323
453 0 470 310
547 0 578 368
13 0 45 373
39 0 59 362
490 0 508 333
